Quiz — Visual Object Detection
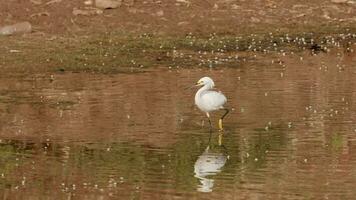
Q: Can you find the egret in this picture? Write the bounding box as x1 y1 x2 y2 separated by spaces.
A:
194 77 229 131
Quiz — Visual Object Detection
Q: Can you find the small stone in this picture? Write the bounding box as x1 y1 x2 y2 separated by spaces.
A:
95 0 121 9
30 0 42 4
84 0 93 5
156 10 164 17
46 0 62 5
9 50 21 53
73 7 103 16
331 0 347 3
176 0 190 4
0 22 32 36
30 12 50 18
177 21 189 26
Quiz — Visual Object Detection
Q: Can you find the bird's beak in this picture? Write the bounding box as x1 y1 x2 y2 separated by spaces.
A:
185 81 202 90
195 81 203 86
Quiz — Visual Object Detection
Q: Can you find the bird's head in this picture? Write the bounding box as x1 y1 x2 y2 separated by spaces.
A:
196 77 215 88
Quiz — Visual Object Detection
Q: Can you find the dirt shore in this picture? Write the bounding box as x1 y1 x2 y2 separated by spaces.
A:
0 0 356 73
1 0 356 35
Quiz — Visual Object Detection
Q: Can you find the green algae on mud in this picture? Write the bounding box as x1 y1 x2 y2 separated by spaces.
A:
0 27 356 74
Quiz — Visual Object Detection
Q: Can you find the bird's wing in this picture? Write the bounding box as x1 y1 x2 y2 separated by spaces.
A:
201 91 227 109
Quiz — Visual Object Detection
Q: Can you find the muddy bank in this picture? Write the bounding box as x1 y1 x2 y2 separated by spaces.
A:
1 0 356 36
0 29 356 74
1 1 356 73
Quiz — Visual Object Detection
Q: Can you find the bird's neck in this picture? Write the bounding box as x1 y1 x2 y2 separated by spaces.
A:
196 84 211 97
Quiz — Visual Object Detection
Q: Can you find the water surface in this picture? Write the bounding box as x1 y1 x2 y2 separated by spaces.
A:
1 47 356 199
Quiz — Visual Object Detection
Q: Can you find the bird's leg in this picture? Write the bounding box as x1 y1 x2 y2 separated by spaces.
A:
218 119 223 131
206 112 212 130
208 128 212 145
219 108 230 131
218 132 223 146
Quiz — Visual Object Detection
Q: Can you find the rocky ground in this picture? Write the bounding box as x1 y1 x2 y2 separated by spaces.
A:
1 0 356 35
0 0 356 73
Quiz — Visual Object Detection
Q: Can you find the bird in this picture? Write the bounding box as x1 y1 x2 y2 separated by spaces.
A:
194 77 229 131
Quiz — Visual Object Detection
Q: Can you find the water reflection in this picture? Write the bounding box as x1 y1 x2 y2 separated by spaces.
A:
1 46 356 199
194 132 229 192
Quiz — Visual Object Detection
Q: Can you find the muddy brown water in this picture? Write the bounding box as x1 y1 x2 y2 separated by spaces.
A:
1 48 356 199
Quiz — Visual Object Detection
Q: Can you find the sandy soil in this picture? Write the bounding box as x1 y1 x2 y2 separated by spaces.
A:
1 0 356 36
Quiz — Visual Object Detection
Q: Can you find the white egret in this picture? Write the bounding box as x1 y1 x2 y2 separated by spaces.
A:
194 77 229 131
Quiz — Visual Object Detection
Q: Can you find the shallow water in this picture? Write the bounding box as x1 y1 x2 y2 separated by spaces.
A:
1 47 356 199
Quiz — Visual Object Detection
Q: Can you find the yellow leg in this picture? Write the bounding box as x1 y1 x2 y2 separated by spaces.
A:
219 108 229 131
218 118 223 131
218 133 223 146
206 112 212 129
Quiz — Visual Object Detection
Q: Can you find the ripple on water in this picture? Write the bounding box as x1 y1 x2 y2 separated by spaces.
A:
1 48 356 198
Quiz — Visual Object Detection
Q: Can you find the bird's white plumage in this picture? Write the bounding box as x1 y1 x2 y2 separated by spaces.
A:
195 77 227 113
200 91 227 111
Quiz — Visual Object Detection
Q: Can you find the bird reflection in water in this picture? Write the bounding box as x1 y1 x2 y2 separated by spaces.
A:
194 132 229 192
